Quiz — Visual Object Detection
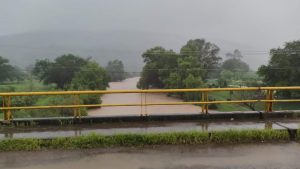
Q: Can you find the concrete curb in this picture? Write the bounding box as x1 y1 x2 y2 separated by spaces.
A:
2 111 300 126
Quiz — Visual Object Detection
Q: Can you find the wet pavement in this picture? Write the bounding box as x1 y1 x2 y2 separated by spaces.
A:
1 143 300 169
1 119 299 139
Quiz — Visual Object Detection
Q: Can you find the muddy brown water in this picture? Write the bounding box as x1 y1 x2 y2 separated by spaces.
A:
1 143 300 169
88 77 219 116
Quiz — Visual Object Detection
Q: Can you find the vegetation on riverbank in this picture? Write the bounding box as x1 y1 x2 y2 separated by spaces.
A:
0 129 295 151
137 40 300 111
0 54 129 118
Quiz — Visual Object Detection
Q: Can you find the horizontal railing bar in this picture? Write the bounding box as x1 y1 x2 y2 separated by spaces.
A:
1 99 300 110
1 86 300 96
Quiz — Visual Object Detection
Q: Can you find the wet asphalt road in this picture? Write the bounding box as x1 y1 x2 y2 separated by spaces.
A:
1 143 300 169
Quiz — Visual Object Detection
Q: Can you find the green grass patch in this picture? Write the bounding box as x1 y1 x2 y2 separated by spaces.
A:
210 91 300 112
0 129 293 151
0 139 42 151
0 80 55 92
210 129 290 144
210 91 251 112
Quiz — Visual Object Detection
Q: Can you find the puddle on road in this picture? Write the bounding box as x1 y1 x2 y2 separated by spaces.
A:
1 119 299 139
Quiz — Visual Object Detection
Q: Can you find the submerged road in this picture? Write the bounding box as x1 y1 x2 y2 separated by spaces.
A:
1 143 300 169
88 77 219 116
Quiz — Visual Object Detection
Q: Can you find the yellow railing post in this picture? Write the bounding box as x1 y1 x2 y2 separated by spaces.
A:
265 90 274 113
201 91 209 114
3 96 12 121
140 93 148 116
140 93 143 116
144 92 148 116
72 95 81 118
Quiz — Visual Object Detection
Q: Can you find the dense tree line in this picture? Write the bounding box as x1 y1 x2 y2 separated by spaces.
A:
32 54 90 89
137 39 258 106
106 59 125 82
0 54 127 118
138 39 222 101
258 40 300 98
32 54 110 105
138 39 222 89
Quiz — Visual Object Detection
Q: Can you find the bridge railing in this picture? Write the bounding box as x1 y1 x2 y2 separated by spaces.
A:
1 86 300 121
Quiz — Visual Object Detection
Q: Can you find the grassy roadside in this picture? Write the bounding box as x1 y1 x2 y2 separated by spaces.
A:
210 91 251 112
210 91 300 112
0 129 296 151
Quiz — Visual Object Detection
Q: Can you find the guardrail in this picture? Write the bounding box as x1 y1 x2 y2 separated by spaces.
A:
1 86 300 121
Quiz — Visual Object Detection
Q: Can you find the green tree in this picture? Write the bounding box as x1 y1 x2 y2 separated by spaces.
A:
32 59 52 82
180 39 221 79
166 56 202 89
182 74 203 101
218 70 234 87
106 60 125 82
137 47 179 89
0 56 24 83
226 49 243 59
71 62 109 90
164 72 181 89
71 62 109 104
221 58 250 72
258 41 300 86
258 41 300 98
222 49 249 72
138 39 221 101
32 54 89 89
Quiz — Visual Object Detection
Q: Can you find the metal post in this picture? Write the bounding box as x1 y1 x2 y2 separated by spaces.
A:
3 96 12 121
201 92 209 114
265 90 273 113
201 92 205 114
140 93 143 116
73 95 81 118
144 92 147 116
205 92 209 114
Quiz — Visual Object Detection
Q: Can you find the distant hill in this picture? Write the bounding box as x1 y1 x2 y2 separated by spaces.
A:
0 31 186 72
0 30 267 72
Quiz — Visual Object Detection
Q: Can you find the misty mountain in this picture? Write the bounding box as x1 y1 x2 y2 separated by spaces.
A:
0 30 268 72
0 31 188 72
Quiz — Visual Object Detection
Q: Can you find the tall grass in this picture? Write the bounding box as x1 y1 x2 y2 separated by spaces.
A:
0 129 295 151
210 129 290 144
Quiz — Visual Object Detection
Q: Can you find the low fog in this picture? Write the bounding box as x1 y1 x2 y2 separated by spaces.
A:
1 0 300 71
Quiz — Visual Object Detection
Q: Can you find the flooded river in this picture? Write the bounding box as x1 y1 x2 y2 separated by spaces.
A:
1 143 300 169
88 77 213 116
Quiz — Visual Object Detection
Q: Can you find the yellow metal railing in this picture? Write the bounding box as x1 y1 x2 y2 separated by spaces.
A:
1 86 300 121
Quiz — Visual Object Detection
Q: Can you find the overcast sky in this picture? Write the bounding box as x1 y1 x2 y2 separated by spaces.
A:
1 0 300 69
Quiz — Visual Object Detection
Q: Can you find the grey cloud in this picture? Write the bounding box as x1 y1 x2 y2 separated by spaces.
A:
0 0 299 70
